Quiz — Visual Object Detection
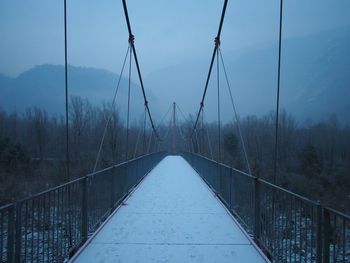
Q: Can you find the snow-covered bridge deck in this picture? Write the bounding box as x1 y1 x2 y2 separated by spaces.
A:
71 156 269 262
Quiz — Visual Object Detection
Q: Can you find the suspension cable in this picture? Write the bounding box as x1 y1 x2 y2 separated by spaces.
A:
157 104 173 130
176 104 200 148
125 44 133 161
174 106 187 142
92 47 130 172
191 0 228 138
202 109 214 159
176 118 187 143
142 105 147 154
176 103 205 155
216 43 221 163
64 0 70 181
161 118 172 143
195 128 201 154
174 106 191 151
218 48 252 175
133 123 143 158
147 130 154 154
175 103 191 151
274 0 284 185
63 0 73 249
175 104 190 124
121 0 160 141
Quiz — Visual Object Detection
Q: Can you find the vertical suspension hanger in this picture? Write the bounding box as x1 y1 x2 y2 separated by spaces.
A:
195 129 201 154
147 130 154 154
203 109 213 159
133 120 143 159
201 106 204 155
64 0 70 181
216 37 221 163
219 48 252 174
125 35 133 161
93 47 130 172
63 0 73 249
142 104 147 155
274 0 284 185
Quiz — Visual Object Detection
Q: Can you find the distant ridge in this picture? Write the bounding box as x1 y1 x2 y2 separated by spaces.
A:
145 28 350 124
0 64 158 120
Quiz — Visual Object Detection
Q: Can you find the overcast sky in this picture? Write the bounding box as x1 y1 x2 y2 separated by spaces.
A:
1 0 350 122
1 0 349 77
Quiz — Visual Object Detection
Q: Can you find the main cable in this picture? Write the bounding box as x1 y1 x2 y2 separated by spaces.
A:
191 0 228 138
121 0 160 141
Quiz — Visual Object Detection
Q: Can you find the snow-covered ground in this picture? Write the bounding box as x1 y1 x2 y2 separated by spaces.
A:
70 156 269 262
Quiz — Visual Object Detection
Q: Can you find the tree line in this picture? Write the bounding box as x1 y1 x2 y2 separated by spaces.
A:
0 96 160 204
184 110 350 213
1 98 349 214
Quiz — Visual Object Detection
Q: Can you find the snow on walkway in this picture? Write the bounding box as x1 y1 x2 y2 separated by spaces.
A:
71 156 269 263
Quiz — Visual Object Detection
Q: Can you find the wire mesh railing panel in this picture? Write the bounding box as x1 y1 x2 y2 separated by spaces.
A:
182 152 350 263
0 151 165 263
87 168 114 234
16 178 84 262
324 208 350 263
0 204 14 263
230 169 255 235
218 165 231 206
258 181 319 263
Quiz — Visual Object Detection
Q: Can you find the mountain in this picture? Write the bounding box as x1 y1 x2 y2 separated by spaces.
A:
0 74 11 86
0 65 159 121
145 28 350 124
1 28 349 125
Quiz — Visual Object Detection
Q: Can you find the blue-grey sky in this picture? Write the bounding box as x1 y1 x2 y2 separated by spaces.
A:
1 0 350 122
1 0 349 77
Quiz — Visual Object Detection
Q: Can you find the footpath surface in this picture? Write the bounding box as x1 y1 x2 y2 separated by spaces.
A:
71 156 269 263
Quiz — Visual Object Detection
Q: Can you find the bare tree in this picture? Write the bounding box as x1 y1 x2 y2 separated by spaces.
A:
25 107 48 160
69 96 92 162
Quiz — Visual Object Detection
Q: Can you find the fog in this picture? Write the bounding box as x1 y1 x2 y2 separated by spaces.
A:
1 0 350 124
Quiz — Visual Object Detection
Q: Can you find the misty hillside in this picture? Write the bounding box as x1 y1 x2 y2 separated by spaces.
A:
0 65 158 121
146 28 350 124
0 29 349 124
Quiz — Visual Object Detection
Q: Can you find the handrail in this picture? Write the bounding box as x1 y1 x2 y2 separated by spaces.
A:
189 152 329 207
7 152 161 204
0 203 14 211
324 206 350 221
0 151 166 263
182 151 350 263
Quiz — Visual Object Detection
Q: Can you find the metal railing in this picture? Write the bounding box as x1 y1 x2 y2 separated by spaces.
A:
182 152 350 263
0 151 165 263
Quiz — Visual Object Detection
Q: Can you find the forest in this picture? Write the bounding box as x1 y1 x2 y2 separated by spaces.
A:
0 97 349 214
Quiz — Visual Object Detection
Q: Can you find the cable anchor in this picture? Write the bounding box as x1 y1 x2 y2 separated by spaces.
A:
214 37 221 47
128 34 135 46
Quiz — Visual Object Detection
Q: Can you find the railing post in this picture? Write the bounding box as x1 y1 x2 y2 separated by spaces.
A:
316 203 323 263
110 169 116 212
323 208 331 263
7 205 14 263
14 202 22 263
254 177 261 241
81 176 88 242
229 169 232 210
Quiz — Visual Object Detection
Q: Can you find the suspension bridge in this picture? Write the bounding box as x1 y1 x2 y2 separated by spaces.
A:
0 0 349 262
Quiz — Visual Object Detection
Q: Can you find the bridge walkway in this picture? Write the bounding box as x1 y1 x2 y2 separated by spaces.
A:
71 156 269 262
